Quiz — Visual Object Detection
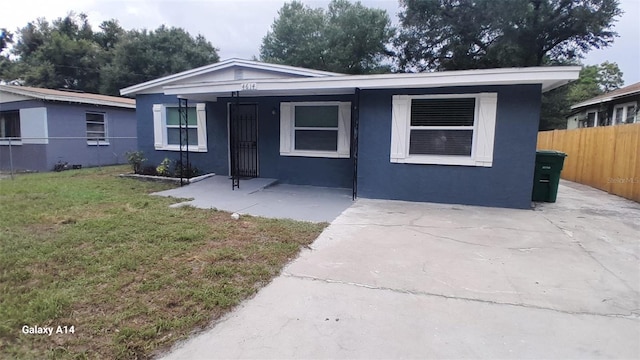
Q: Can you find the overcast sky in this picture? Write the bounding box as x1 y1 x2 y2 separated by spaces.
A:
2 0 639 84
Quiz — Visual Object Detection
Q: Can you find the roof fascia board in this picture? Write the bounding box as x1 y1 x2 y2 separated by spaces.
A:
0 87 135 108
571 91 640 110
163 67 581 97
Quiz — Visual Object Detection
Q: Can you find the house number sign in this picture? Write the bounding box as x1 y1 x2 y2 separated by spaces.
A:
241 82 257 90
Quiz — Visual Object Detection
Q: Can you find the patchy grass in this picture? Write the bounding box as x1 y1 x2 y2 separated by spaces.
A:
0 166 326 359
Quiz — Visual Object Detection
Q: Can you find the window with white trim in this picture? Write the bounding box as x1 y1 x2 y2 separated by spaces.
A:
0 110 21 141
390 93 498 167
86 112 107 145
152 103 207 152
166 107 197 146
613 102 637 125
280 102 351 158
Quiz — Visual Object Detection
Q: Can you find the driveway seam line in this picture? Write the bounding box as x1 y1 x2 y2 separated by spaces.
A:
282 272 640 320
333 222 559 234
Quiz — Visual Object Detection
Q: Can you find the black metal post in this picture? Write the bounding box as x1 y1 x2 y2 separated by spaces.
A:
352 88 360 200
178 99 184 186
231 91 240 190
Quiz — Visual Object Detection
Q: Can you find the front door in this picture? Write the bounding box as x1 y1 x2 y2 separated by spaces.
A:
229 104 258 178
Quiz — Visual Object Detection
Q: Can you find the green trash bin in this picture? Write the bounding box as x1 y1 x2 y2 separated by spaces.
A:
532 150 567 202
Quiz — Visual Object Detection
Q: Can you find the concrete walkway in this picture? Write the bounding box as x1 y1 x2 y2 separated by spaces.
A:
152 176 353 222
161 180 640 359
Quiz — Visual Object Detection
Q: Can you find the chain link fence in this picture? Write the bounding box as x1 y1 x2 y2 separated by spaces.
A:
0 136 137 179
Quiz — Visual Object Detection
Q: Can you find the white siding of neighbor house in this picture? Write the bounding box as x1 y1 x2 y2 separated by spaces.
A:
20 107 49 144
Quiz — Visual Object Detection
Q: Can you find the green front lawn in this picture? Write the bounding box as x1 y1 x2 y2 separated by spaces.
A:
0 166 326 359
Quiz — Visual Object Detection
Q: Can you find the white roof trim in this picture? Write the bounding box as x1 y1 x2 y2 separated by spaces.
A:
571 89 640 109
162 66 581 98
120 58 342 96
0 85 136 109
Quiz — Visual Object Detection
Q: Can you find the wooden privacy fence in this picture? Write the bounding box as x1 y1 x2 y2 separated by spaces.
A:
537 123 640 202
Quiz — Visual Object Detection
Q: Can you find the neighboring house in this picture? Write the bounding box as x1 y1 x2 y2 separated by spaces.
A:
567 82 640 129
121 58 579 209
0 85 136 172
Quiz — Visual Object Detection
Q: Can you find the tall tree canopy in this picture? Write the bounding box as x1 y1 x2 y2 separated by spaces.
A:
10 13 102 91
2 13 219 95
260 0 394 74
100 26 219 95
395 0 622 71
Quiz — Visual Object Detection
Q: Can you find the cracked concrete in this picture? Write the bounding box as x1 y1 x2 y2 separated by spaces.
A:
161 180 640 359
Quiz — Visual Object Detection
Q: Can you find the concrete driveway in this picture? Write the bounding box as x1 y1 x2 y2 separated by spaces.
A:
162 180 640 359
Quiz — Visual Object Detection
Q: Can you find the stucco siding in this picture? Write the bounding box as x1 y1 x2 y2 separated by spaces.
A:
45 103 136 170
136 94 214 173
137 94 353 188
0 100 49 171
357 85 542 209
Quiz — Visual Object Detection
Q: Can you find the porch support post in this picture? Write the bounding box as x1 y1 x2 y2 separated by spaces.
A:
231 91 240 190
351 88 360 200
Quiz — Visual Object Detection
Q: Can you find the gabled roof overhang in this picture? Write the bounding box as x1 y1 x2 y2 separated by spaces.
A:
570 82 640 110
162 66 581 101
0 85 135 108
120 58 342 96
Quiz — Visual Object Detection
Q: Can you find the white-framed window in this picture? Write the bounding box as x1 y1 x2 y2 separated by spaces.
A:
279 101 351 158
584 111 597 127
0 110 21 144
86 112 107 145
152 103 207 152
613 102 637 125
390 93 498 167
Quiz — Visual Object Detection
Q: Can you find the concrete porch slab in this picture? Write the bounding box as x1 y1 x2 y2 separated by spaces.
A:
152 176 353 223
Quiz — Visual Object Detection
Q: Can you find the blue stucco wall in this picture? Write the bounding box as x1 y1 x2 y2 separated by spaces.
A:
357 85 542 209
135 94 217 174
1 100 136 171
0 100 48 171
45 102 137 170
137 94 353 188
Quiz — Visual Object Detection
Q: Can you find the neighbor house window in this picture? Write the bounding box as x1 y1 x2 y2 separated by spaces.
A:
0 110 21 142
152 103 207 152
586 111 597 127
86 112 107 144
613 102 637 125
280 102 351 158
390 93 498 167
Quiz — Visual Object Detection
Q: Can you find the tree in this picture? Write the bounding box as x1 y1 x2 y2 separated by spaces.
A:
1 28 12 51
99 25 219 95
395 0 622 71
6 14 219 95
540 61 624 130
0 28 15 83
260 0 394 74
11 13 103 92
596 61 624 92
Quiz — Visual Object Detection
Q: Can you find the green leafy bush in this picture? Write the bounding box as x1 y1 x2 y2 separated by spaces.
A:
125 151 146 174
156 158 172 177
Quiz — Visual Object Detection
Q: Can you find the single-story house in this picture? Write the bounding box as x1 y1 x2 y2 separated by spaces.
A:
0 85 137 172
121 58 580 209
566 82 640 129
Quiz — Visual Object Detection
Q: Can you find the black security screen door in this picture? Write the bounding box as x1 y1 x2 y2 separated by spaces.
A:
230 102 258 184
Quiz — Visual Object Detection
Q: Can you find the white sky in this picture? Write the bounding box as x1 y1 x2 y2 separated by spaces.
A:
2 0 639 84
